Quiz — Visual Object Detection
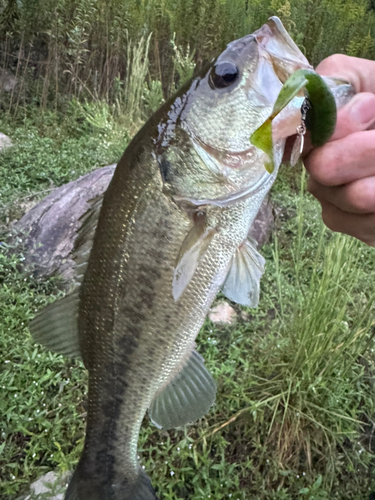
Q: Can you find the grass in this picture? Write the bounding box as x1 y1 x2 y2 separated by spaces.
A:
0 104 129 226
2 0 374 113
1 111 375 500
0 240 87 498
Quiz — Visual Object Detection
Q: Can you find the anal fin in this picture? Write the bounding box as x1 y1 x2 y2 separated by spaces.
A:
149 350 216 429
222 238 265 308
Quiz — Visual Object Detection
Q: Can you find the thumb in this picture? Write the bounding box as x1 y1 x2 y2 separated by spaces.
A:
330 92 375 141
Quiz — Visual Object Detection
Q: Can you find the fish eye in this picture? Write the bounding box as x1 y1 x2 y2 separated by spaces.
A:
210 61 239 89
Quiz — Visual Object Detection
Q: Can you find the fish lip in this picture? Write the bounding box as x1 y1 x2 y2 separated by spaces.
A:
254 16 312 82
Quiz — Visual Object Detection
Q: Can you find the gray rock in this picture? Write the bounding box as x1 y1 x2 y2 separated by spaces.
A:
14 164 273 285
0 132 12 150
23 470 70 500
14 164 116 284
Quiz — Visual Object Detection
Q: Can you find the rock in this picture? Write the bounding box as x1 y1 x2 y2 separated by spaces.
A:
209 302 236 324
13 164 273 285
0 68 18 93
241 310 250 321
14 164 116 284
0 132 12 150
23 470 70 500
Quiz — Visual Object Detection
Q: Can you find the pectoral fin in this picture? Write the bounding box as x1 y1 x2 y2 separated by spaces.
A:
149 350 216 429
172 219 216 301
29 291 81 358
222 239 265 308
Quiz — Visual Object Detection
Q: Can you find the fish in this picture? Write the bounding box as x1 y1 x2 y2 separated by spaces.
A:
29 16 353 500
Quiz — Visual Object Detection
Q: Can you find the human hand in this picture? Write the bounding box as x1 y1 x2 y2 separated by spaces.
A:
303 55 375 246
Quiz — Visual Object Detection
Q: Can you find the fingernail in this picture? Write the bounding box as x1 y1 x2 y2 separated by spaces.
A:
349 93 375 126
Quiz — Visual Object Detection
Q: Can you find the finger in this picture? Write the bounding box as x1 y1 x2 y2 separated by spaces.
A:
308 176 375 214
330 92 375 141
316 55 375 94
302 92 375 158
319 199 375 246
304 129 375 186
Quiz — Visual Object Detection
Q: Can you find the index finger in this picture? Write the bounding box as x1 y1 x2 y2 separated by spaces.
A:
302 56 375 156
316 54 375 94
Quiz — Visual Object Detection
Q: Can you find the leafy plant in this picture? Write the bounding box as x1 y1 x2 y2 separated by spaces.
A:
299 475 329 499
170 34 196 87
143 79 165 116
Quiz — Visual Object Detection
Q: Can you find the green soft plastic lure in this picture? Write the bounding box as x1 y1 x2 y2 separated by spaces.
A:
250 69 337 173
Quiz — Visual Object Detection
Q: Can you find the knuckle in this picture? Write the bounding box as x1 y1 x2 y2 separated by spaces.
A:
316 54 350 74
347 180 375 213
308 149 340 186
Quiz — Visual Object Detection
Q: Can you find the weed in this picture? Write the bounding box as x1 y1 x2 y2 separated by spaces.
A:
143 80 165 116
0 114 129 224
1 0 374 114
123 32 153 128
0 239 86 498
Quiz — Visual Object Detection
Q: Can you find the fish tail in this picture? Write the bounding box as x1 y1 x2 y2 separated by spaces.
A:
116 471 159 500
64 469 159 500
64 473 79 500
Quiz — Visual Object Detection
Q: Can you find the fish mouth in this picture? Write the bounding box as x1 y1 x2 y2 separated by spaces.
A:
255 17 312 71
193 134 259 171
254 16 312 85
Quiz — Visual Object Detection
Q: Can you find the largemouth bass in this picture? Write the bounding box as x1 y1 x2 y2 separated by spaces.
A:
30 17 353 500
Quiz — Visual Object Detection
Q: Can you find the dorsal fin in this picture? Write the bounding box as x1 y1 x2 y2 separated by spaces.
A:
73 195 104 283
29 194 105 358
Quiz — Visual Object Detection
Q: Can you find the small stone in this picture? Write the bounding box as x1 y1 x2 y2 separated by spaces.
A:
23 470 70 500
0 133 12 151
241 310 250 321
209 302 236 324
